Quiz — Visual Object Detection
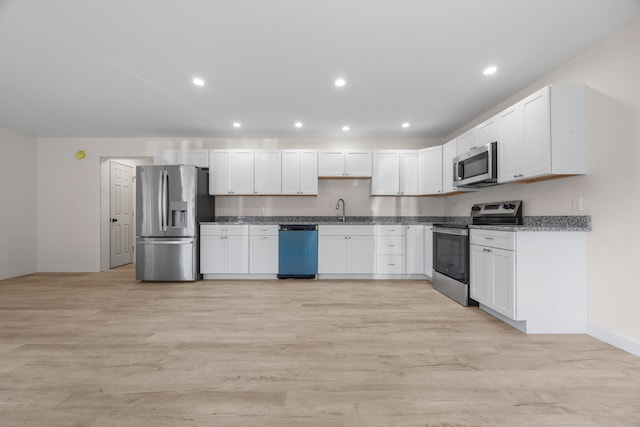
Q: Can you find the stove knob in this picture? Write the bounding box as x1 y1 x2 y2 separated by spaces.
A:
503 204 510 209
472 206 481 211
509 203 516 209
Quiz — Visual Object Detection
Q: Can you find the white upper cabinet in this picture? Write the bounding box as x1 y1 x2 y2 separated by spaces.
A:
155 149 209 168
282 150 318 195
371 151 400 195
254 150 281 195
209 150 255 195
418 145 443 195
371 150 417 196
498 85 586 184
456 129 477 154
441 139 458 194
399 151 418 195
476 116 498 146
318 150 372 177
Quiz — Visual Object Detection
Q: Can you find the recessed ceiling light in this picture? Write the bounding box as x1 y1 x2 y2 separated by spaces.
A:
192 77 205 86
401 122 410 128
483 66 497 76
232 122 241 128
294 121 303 128
334 78 346 87
342 125 350 131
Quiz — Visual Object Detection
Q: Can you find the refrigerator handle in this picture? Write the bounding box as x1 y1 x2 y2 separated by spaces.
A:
162 170 168 231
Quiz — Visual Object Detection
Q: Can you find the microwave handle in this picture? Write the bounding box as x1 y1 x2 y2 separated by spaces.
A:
454 161 464 181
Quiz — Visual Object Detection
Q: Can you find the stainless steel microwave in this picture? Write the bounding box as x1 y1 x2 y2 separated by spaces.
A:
453 141 498 188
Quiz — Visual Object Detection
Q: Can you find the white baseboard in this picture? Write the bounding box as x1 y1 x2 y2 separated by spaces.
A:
587 323 640 357
0 268 36 280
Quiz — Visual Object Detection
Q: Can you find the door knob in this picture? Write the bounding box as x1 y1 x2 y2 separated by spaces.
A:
111 218 118 223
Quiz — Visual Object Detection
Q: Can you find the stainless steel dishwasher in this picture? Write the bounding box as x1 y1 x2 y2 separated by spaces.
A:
277 224 318 279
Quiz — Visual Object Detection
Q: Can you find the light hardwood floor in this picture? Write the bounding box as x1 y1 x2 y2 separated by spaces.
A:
0 267 638 426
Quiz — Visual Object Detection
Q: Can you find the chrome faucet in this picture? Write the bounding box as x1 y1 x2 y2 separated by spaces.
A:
336 198 346 223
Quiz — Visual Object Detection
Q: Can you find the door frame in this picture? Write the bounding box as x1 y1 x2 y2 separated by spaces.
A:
99 156 153 271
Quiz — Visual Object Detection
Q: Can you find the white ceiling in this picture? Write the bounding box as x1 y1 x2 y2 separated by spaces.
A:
1 0 639 139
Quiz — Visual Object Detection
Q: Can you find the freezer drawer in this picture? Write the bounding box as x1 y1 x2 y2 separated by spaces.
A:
136 237 198 281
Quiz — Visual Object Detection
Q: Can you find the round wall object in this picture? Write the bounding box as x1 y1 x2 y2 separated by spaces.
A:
75 150 86 160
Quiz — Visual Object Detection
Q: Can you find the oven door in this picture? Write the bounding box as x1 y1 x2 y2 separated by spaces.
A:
433 227 469 284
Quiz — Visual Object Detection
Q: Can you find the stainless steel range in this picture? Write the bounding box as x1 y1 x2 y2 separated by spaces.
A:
432 201 523 306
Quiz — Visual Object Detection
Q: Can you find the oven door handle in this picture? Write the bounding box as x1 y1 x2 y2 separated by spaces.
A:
433 228 469 236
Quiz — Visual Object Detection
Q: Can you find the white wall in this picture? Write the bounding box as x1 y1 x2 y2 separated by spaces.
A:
443 19 640 353
0 128 37 279
35 137 443 273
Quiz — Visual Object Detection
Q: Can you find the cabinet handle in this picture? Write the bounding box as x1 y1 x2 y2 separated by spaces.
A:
388 244 396 247
388 264 396 266
484 237 494 240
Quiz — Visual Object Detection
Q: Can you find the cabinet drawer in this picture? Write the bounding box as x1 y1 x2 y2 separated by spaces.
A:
375 225 405 236
376 236 405 254
201 224 249 236
319 225 375 236
470 229 515 251
377 255 405 274
249 224 278 236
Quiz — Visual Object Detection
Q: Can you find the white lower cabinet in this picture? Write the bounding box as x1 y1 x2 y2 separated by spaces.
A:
200 225 249 275
423 226 433 278
470 242 515 319
249 225 278 274
318 226 375 275
469 228 587 333
405 225 424 275
376 225 405 275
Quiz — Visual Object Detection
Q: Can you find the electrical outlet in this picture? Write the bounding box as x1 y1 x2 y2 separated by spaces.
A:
572 197 583 211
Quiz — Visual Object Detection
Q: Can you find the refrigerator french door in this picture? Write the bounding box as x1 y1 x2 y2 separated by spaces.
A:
136 165 213 281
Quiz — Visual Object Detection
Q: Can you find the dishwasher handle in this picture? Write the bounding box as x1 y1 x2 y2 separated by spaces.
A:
279 224 318 231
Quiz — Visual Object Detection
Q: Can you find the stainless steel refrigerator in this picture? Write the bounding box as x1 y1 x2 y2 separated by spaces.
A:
136 165 214 281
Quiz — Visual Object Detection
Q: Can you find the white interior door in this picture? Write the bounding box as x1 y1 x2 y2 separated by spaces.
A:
110 161 133 268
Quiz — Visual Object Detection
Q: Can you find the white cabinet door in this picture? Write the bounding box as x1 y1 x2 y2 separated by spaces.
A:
208 151 232 195
441 139 458 193
470 243 516 319
418 146 443 195
491 247 516 319
298 150 318 194
423 226 433 277
209 150 254 195
155 150 181 165
521 86 552 180
349 235 376 274
457 129 477 154
225 235 249 274
281 150 300 194
371 151 400 195
405 225 424 274
318 236 349 273
254 150 281 195
229 150 255 195
200 236 226 273
318 151 345 177
476 116 498 146
470 244 490 304
181 150 209 167
399 151 418 195
282 150 318 195
497 103 523 183
345 151 372 177
250 235 278 274
319 150 372 177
